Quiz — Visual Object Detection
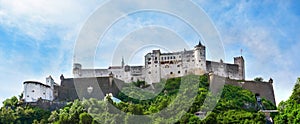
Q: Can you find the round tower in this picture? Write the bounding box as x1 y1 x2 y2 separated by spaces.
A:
194 41 206 75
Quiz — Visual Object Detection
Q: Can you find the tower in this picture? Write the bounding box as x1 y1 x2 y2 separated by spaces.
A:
121 57 125 68
46 76 55 89
145 50 161 84
234 56 245 80
73 63 82 77
194 40 206 75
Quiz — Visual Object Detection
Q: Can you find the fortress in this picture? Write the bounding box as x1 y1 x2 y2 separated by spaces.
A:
22 41 276 106
73 42 245 84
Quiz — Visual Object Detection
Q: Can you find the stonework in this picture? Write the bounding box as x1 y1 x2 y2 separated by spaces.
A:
22 42 276 105
73 42 245 84
23 76 56 102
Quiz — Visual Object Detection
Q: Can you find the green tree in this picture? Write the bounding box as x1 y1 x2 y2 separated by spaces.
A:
79 112 93 124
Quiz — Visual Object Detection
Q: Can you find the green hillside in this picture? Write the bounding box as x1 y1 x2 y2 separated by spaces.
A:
0 75 277 124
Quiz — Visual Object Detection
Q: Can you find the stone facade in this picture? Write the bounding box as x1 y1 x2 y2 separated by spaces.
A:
73 42 245 84
23 76 56 102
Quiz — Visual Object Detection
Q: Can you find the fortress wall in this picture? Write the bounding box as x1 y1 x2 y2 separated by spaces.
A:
206 61 227 77
226 64 240 80
58 77 125 102
225 79 276 104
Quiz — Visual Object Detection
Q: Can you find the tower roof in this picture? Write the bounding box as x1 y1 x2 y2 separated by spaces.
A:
195 40 204 47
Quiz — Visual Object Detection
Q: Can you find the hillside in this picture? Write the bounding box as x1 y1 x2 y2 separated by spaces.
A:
0 75 276 123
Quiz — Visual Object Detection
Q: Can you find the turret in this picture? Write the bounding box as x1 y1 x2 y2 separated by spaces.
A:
46 75 55 89
73 63 82 77
234 56 245 80
194 40 206 74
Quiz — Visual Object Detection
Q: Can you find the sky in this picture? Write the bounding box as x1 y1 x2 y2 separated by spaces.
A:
0 0 299 106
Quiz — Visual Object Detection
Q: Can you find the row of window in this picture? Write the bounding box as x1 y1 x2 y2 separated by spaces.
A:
148 70 187 75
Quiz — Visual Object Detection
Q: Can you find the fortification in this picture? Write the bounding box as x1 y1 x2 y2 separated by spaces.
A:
21 41 276 105
73 41 245 84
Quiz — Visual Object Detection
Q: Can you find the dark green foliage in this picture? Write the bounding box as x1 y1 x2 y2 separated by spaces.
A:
274 78 300 124
254 77 264 82
0 75 278 123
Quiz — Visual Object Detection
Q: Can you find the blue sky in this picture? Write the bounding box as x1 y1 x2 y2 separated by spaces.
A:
0 0 299 106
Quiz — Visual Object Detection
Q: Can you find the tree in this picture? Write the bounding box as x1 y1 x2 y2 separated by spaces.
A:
274 78 300 123
254 77 264 82
3 96 18 107
79 112 93 124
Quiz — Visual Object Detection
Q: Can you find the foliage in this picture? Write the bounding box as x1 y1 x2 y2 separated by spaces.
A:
274 78 300 124
0 75 278 123
254 77 264 82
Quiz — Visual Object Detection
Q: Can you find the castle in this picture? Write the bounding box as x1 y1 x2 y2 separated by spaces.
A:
73 42 245 84
22 41 276 105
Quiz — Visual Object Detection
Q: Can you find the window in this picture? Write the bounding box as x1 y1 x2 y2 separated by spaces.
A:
155 65 157 67
178 71 181 74
148 62 151 64
43 92 45 95
155 57 157 60
177 65 180 67
170 72 173 74
32 90 35 92
27 95 29 97
187 60 190 62
148 71 151 74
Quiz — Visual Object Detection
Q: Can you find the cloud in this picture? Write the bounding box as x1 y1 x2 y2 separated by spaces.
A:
195 0 300 103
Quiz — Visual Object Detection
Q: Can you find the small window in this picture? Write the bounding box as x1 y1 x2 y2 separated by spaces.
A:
155 57 157 60
170 72 173 74
43 93 45 95
179 56 181 58
155 65 157 67
148 71 151 74
27 95 29 97
178 71 181 74
148 62 151 64
177 65 180 67
187 60 190 62
32 90 35 92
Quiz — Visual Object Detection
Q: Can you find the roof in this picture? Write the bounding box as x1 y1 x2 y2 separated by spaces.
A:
108 66 123 69
23 81 50 88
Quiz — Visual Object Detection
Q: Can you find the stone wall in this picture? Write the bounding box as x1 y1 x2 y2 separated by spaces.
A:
57 77 125 102
225 78 276 104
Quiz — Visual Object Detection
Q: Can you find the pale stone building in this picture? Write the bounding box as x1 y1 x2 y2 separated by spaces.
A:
23 76 57 102
73 42 245 84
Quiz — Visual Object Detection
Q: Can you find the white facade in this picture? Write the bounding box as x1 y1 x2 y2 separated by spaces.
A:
73 42 245 84
23 76 55 102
